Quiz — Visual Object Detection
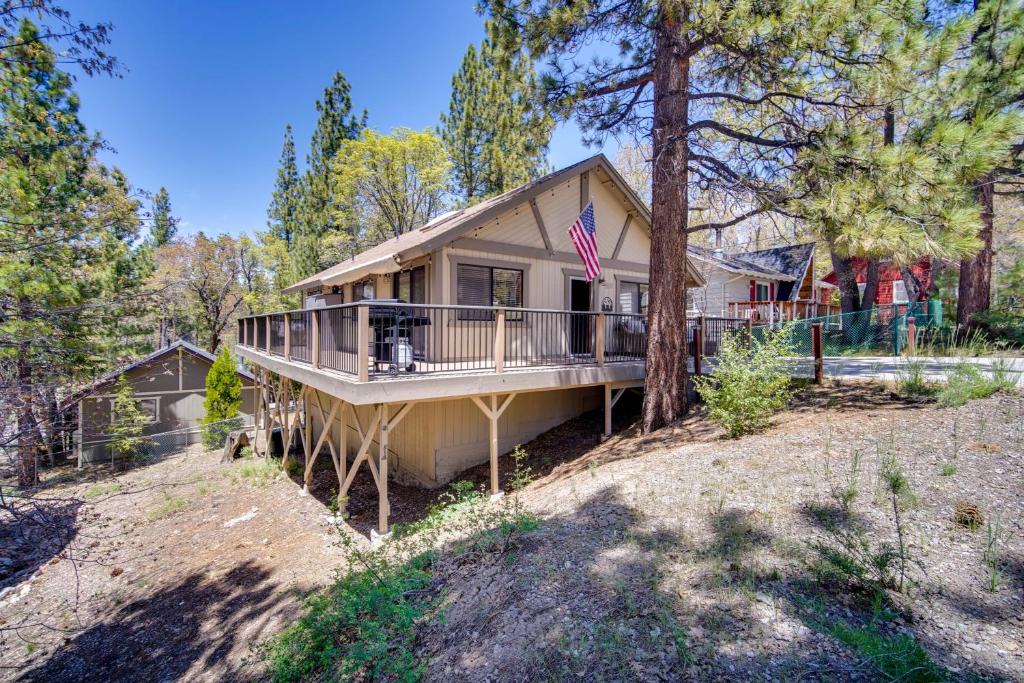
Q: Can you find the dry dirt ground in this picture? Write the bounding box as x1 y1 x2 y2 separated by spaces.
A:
2 382 1023 681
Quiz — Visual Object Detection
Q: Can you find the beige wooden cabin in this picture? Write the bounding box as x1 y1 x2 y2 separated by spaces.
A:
235 155 704 536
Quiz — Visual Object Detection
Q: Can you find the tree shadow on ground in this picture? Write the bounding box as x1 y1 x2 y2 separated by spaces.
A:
17 559 293 683
0 497 81 591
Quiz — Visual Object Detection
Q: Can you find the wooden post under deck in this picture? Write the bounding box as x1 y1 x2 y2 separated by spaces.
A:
378 403 389 535
470 393 517 496
603 384 626 437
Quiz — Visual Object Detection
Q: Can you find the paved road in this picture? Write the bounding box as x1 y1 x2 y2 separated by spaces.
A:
699 355 1024 387
794 356 1024 387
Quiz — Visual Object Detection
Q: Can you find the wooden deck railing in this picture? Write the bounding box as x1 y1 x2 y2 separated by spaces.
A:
728 300 836 322
236 302 647 380
236 304 755 380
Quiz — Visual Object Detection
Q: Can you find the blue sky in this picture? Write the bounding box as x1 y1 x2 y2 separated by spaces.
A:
68 0 615 238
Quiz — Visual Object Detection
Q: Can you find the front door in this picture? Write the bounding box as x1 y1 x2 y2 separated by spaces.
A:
569 277 592 356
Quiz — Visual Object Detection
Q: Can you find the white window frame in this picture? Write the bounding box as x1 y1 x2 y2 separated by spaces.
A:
891 280 909 304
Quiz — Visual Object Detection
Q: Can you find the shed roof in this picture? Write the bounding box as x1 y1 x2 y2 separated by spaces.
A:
686 245 798 280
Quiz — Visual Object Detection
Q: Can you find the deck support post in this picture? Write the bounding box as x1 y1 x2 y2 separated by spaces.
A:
305 391 341 494
264 315 271 354
470 393 517 496
378 403 389 536
302 385 311 485
603 384 626 438
336 401 348 509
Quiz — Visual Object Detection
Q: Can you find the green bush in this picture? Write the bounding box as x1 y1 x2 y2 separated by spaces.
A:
895 359 936 398
201 347 243 449
693 325 793 438
262 550 434 682
109 374 154 465
937 361 1016 407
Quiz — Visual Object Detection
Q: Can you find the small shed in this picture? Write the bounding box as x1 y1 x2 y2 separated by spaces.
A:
67 340 256 465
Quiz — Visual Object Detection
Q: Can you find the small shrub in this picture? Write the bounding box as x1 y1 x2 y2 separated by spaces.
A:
938 361 1015 407
895 359 936 398
939 463 957 476
984 516 1013 592
828 618 948 682
694 325 793 438
109 374 154 466
238 445 254 459
238 457 281 487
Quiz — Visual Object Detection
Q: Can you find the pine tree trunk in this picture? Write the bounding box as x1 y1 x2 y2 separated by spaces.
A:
17 301 38 486
957 173 994 327
641 10 691 433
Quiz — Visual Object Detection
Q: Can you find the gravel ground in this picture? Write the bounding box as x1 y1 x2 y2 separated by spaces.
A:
1 381 1022 681
421 384 1024 682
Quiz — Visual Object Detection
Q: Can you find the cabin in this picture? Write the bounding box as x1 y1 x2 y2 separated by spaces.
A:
686 243 836 321
68 340 256 465
821 256 938 306
234 154 708 537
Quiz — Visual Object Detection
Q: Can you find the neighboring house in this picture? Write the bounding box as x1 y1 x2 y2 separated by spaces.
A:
686 242 836 321
821 256 938 307
67 340 256 465
235 154 707 535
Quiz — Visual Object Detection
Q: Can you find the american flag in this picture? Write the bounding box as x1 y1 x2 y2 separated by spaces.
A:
568 201 600 281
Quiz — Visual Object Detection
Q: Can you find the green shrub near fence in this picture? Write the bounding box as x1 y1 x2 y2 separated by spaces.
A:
694 324 794 438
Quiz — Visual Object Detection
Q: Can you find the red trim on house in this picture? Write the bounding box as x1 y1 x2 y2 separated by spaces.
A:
749 280 756 301
769 282 775 302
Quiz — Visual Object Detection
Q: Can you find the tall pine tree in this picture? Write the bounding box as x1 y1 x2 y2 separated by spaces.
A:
267 124 300 247
441 25 553 203
150 186 176 246
484 0 934 431
293 72 366 279
0 20 147 484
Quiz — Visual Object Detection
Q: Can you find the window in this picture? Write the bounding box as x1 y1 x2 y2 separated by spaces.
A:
110 397 159 424
755 282 770 302
456 263 523 320
393 266 426 303
618 281 649 315
353 280 375 301
891 280 909 304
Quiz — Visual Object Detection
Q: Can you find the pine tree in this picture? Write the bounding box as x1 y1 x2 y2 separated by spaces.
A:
150 186 176 246
294 72 366 279
201 347 243 449
109 374 153 466
267 124 300 247
483 0 930 431
441 25 553 202
0 20 147 485
942 0 1024 326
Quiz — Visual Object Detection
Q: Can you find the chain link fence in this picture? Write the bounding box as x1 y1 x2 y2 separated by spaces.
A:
751 302 936 357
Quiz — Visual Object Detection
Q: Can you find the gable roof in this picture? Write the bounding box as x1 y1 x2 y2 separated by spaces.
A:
63 340 253 406
739 243 816 283
283 154 662 294
686 245 795 280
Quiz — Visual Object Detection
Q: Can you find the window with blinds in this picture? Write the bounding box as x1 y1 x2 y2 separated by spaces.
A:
456 264 523 320
619 281 648 315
